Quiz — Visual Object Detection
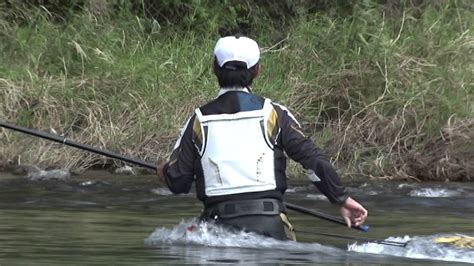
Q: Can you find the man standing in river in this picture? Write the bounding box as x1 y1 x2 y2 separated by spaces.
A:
157 35 368 240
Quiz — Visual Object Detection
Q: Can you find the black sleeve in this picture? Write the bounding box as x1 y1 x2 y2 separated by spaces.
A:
162 115 198 194
274 104 349 204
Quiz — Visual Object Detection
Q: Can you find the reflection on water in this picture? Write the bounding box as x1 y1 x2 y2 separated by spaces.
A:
0 171 473 265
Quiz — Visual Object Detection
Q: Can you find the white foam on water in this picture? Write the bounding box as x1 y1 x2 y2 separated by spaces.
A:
305 194 328 201
397 183 417 189
27 168 71 181
150 188 174 196
408 188 460 198
285 186 307 193
144 219 341 255
348 235 474 264
145 221 474 264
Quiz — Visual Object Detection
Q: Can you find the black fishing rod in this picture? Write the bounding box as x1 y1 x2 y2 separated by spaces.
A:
293 229 409 247
0 121 156 170
1 121 370 233
285 203 369 232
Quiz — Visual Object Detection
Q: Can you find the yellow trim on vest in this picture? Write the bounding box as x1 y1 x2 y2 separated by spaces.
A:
193 117 202 143
267 108 278 139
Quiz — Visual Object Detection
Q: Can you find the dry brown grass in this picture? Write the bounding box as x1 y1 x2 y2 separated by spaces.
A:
312 111 473 181
406 117 473 181
0 77 189 173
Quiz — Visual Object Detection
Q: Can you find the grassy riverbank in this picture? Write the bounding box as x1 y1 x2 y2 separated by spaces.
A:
0 1 472 181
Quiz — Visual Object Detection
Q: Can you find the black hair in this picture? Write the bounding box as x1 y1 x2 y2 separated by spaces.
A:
213 58 259 88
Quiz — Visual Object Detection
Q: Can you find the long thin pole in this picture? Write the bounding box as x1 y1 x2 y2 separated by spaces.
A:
0 121 156 170
285 202 369 232
1 121 370 233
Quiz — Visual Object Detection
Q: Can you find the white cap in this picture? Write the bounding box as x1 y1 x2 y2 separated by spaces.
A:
213 36 260 69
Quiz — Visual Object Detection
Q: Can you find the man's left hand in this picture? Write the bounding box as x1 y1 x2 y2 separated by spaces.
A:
340 197 368 227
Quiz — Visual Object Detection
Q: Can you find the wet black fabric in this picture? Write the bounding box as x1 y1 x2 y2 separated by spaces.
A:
200 198 289 240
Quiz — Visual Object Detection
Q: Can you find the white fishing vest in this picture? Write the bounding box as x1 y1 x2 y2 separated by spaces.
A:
195 98 277 196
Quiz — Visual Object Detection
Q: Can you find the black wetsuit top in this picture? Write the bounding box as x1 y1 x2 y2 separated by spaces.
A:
162 89 348 208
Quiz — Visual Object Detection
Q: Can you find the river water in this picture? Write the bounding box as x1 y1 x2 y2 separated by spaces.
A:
0 171 473 265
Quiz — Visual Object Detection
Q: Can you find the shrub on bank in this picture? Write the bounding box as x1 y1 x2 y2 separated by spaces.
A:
0 1 472 181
